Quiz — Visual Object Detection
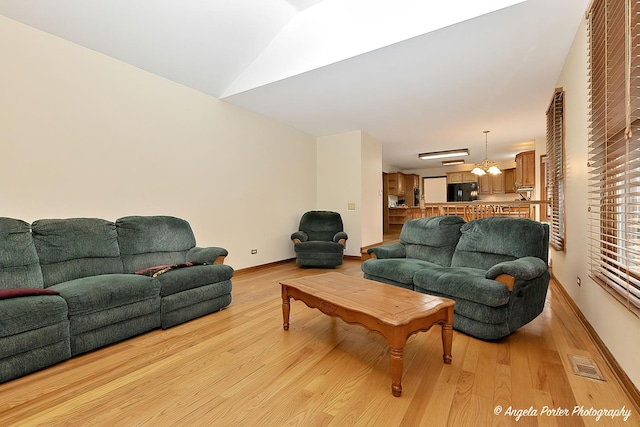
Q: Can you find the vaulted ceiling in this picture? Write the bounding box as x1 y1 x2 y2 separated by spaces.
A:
0 0 589 170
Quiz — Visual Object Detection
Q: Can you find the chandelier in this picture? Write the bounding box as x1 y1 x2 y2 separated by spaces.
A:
471 130 501 176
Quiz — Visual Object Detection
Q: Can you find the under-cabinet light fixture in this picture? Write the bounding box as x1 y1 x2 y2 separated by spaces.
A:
418 149 469 160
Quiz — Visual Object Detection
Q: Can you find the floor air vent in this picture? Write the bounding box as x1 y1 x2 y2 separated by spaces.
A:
568 354 606 381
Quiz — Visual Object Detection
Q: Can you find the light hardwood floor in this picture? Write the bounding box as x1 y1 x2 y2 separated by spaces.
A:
0 259 637 426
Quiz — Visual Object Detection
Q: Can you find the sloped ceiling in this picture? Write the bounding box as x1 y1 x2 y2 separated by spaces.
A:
0 0 589 170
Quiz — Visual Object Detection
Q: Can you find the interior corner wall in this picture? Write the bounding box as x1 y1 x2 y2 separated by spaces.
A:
533 135 546 201
552 16 640 388
533 135 546 219
0 15 317 270
360 132 383 248
316 131 362 256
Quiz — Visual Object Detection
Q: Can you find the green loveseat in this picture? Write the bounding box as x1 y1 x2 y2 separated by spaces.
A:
362 216 550 340
0 215 233 383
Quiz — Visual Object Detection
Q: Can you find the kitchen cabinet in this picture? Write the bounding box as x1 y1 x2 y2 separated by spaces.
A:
388 207 410 229
447 172 478 184
515 151 535 188
405 174 420 207
407 174 420 189
479 173 505 195
478 175 490 195
447 172 462 184
503 168 516 193
492 174 504 193
464 172 479 183
387 172 406 196
405 174 420 206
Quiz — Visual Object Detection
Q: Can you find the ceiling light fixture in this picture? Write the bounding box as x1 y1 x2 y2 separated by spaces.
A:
442 159 465 166
418 148 469 160
471 130 501 176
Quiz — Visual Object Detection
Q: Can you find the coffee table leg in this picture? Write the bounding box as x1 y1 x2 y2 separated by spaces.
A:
282 286 290 331
441 307 454 364
389 346 404 397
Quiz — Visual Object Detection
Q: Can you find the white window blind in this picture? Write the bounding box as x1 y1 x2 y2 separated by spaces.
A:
587 0 640 314
546 89 565 251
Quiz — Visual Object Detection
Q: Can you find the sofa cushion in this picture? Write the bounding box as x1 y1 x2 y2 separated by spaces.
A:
161 284 232 329
0 295 68 338
116 216 195 272
49 274 159 317
362 258 442 287
32 218 124 287
448 310 510 340
418 286 510 326
414 266 511 307
451 217 550 270
451 298 509 325
0 217 44 290
0 323 71 370
154 264 234 297
399 216 465 266
294 241 344 254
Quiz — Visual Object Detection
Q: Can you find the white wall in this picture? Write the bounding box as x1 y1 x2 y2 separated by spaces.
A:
317 131 362 256
0 16 317 270
552 17 640 388
360 132 383 247
382 161 400 173
316 130 382 255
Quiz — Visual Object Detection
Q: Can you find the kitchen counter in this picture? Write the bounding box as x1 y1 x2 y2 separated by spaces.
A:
391 200 548 206
388 200 548 227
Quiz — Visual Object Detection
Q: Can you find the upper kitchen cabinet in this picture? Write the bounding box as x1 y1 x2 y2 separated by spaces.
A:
478 173 505 195
503 168 517 193
387 172 406 196
447 172 478 184
407 174 420 189
515 151 535 188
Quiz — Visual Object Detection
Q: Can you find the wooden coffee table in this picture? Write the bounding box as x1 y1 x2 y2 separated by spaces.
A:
280 272 455 397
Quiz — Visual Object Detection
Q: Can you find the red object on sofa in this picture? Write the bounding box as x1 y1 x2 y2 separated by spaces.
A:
0 288 60 300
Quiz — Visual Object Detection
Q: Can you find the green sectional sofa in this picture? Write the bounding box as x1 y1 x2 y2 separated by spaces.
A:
0 215 233 383
362 216 550 340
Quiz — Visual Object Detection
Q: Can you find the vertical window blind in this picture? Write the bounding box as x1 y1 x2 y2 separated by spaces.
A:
546 89 565 251
587 0 640 314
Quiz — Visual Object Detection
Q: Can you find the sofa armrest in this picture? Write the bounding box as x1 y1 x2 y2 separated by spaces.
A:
485 257 549 285
366 243 406 259
187 246 229 265
291 231 308 244
333 232 348 246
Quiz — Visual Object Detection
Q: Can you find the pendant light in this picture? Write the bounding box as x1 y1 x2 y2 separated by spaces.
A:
471 130 501 176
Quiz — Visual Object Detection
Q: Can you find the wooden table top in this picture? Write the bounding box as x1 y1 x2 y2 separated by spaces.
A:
279 272 454 327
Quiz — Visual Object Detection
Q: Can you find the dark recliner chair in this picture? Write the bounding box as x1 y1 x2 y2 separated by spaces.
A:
291 211 348 267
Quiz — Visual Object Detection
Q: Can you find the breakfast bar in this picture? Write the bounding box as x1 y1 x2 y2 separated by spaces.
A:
388 200 549 229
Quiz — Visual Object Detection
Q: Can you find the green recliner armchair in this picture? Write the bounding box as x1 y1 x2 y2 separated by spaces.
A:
291 211 348 267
